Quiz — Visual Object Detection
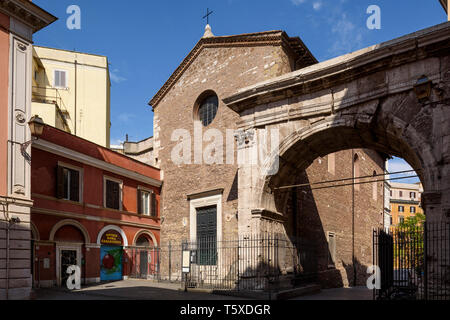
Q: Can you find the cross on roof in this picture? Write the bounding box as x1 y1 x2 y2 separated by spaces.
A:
203 8 213 25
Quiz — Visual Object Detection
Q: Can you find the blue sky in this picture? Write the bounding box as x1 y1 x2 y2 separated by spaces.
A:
33 0 446 182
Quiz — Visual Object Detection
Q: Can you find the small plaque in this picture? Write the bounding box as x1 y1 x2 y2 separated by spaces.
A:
182 250 190 273
43 258 50 269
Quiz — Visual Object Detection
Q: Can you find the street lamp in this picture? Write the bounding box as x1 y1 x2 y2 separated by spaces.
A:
28 115 45 138
8 115 45 157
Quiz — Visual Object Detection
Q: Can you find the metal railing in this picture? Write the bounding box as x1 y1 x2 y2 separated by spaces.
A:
32 86 72 131
373 222 450 300
127 234 318 293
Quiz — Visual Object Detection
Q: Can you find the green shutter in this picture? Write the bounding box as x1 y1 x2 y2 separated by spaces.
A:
56 166 65 199
137 189 142 214
196 206 217 265
70 169 80 202
151 191 157 217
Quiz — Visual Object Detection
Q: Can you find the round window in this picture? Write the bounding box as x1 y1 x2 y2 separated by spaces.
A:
198 94 219 127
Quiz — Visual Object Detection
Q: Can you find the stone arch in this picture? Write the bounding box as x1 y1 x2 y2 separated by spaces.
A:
256 108 439 217
132 230 158 247
30 221 40 241
96 225 128 247
49 219 90 243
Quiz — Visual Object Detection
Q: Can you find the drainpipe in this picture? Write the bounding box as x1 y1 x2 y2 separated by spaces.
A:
6 223 9 300
74 59 78 135
352 150 356 287
6 221 11 300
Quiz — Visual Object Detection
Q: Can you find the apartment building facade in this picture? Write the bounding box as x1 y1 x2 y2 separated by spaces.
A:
0 0 56 300
390 182 424 226
31 125 161 287
32 46 111 148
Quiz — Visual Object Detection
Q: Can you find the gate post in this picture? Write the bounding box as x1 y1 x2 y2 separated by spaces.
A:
168 240 172 282
424 222 428 300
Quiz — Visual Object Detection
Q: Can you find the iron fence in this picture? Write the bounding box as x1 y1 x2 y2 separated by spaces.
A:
373 222 450 300
128 233 318 293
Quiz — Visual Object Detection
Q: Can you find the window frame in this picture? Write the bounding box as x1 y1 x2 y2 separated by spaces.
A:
398 205 405 213
57 161 83 203
196 205 218 266
327 232 336 268
137 186 157 217
53 69 68 89
194 91 219 127
103 176 123 211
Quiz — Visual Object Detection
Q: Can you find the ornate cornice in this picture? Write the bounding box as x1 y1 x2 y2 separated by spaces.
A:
148 30 317 109
0 0 57 33
224 21 450 113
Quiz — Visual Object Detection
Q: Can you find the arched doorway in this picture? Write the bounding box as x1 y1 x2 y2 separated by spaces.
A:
97 226 127 282
131 231 158 279
49 220 90 287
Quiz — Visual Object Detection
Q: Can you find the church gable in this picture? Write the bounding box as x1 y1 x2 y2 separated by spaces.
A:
149 29 317 110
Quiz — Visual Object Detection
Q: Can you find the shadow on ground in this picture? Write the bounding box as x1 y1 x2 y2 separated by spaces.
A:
33 279 248 300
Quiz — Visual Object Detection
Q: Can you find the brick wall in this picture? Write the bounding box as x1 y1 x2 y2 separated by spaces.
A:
156 44 298 245
285 149 385 288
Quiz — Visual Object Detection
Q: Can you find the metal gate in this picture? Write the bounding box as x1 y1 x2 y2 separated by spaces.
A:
128 234 318 293
373 222 450 300
128 247 161 280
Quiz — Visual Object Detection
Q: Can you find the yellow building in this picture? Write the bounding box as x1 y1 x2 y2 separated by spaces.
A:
32 46 111 147
390 182 424 226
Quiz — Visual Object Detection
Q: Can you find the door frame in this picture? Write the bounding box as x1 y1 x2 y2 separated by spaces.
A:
56 243 82 287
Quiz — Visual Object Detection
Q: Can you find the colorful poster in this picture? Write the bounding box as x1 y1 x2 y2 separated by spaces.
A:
100 246 123 281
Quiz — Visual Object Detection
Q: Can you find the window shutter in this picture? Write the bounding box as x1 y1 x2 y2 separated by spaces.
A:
113 182 120 210
196 206 217 265
70 170 80 202
56 166 65 199
150 191 156 217
60 71 66 87
106 180 115 209
137 189 142 214
55 70 66 88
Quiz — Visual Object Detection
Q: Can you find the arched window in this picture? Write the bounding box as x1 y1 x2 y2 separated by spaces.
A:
197 94 219 127
136 235 152 247
373 171 378 200
353 153 360 191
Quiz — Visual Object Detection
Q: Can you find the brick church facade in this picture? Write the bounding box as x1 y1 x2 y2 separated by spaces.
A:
149 26 386 287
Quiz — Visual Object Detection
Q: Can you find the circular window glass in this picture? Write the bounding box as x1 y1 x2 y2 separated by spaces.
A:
198 95 219 127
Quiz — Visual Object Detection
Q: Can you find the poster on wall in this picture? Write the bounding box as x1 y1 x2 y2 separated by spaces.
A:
100 230 123 281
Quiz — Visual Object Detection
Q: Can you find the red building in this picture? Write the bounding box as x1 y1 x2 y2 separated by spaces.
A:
30 125 161 287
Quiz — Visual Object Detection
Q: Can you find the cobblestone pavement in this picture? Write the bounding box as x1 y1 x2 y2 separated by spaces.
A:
33 279 248 300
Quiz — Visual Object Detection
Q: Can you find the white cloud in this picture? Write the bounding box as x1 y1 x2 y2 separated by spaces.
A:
291 0 307 5
312 1 322 11
388 158 420 184
110 139 124 148
388 158 414 173
117 113 135 123
291 0 321 10
110 68 127 83
329 13 364 56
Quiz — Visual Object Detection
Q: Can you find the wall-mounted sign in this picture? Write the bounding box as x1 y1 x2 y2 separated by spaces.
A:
100 230 123 246
182 250 190 273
